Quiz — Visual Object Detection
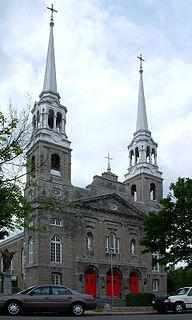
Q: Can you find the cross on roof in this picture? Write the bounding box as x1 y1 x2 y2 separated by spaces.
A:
105 152 113 173
47 4 58 23
137 53 145 73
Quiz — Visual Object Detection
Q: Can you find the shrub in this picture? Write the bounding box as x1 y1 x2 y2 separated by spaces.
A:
126 292 155 306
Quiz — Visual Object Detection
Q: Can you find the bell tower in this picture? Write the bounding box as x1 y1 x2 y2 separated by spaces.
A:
26 5 71 201
124 54 163 203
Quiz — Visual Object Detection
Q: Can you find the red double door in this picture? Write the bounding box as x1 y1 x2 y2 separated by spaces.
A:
85 268 96 297
130 272 138 293
107 270 120 297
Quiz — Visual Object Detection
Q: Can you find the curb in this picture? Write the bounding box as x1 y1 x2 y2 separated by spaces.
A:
85 310 156 315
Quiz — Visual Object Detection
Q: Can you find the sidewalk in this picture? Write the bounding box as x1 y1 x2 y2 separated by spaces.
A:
85 307 155 315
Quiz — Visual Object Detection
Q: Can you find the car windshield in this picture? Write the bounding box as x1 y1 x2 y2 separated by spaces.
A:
172 288 190 296
17 286 36 295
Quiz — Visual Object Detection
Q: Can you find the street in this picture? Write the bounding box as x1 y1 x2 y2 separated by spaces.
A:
0 312 192 320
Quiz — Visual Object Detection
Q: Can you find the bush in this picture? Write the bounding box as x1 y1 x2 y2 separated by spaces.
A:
126 293 155 306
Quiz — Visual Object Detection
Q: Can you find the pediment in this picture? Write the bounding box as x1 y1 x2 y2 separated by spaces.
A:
75 193 144 220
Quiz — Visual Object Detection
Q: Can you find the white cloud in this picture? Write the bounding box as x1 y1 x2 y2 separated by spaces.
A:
1 0 192 198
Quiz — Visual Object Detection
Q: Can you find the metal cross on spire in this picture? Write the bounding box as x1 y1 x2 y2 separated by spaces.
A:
137 53 145 73
105 152 113 173
47 4 58 25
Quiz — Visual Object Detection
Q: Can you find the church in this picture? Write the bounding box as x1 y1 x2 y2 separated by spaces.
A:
0 8 167 300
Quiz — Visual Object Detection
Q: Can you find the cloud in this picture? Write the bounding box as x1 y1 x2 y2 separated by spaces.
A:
1 0 192 198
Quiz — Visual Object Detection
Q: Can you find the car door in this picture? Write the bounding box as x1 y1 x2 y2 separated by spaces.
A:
186 288 192 309
50 286 74 311
24 286 52 311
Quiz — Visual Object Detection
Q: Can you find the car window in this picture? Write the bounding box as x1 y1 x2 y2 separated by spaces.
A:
176 288 190 295
52 287 72 295
188 289 192 296
17 286 36 295
31 286 50 295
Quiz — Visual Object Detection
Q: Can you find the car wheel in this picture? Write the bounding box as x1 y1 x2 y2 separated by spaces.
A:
71 302 84 316
174 302 183 314
5 300 22 316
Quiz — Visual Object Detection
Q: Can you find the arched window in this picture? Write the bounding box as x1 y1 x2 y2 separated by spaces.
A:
130 150 134 166
51 154 60 171
152 279 159 292
152 148 156 164
32 115 36 130
150 183 156 200
51 273 62 285
131 184 137 201
130 239 136 255
56 112 62 132
48 109 54 129
135 147 139 164
86 232 93 251
42 109 45 127
109 233 116 253
29 237 34 263
37 110 40 125
51 236 62 263
146 146 150 162
31 156 35 176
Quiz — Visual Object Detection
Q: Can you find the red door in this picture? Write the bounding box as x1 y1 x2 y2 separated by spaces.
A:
130 272 138 293
107 270 120 298
85 268 96 297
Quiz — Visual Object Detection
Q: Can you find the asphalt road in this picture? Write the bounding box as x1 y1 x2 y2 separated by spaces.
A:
0 312 192 320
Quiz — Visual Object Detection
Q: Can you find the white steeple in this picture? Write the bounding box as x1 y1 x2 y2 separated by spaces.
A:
43 18 57 93
136 54 149 132
28 5 70 150
124 55 162 186
40 4 60 100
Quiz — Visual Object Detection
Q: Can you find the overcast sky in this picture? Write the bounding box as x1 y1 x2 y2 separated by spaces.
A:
1 0 192 197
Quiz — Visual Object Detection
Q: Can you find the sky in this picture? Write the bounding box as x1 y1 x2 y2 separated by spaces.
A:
1 0 192 197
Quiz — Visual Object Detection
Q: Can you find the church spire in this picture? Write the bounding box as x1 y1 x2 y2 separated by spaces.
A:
41 5 58 97
136 54 148 132
29 5 71 150
124 54 163 203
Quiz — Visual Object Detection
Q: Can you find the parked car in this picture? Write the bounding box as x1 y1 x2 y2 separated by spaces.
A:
0 285 96 316
152 287 192 313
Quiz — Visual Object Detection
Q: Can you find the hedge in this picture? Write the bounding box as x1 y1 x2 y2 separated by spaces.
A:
126 292 155 306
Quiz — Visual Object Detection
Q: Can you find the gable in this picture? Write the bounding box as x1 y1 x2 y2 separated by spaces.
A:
75 193 144 220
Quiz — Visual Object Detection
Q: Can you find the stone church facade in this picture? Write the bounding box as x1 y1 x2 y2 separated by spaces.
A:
0 13 167 299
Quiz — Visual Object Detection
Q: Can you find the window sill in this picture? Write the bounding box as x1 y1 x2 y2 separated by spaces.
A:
51 169 61 176
105 252 120 257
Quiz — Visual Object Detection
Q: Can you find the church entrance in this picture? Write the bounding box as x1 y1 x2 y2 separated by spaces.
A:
85 268 96 297
106 270 120 298
130 272 138 293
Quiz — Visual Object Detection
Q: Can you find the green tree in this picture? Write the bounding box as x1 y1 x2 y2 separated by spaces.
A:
0 106 32 239
167 267 192 294
140 177 192 268
0 107 72 240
